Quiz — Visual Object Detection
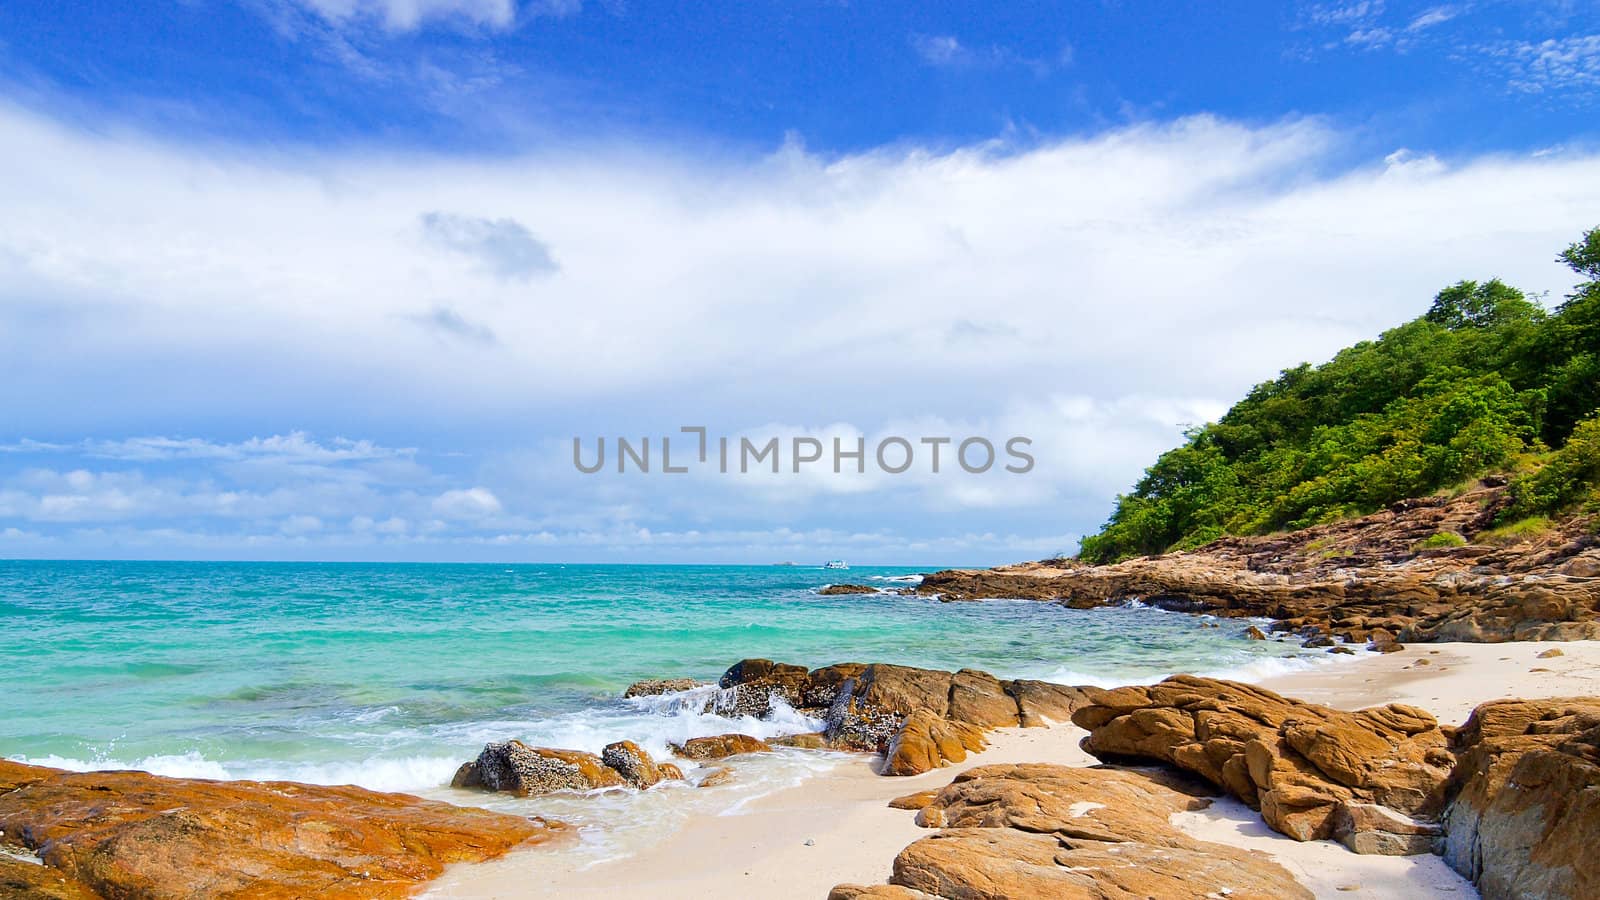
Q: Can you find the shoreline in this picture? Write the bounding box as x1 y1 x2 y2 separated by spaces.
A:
426 639 1600 899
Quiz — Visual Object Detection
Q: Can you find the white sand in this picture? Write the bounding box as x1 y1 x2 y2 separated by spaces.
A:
427 640 1600 899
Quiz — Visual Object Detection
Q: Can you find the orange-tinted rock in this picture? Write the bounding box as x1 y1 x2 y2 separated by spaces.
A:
0 857 102 900
883 710 987 776
1072 675 1451 850
946 669 1020 729
0 760 558 900
461 740 625 796
837 762 1311 899
601 740 674 788
1004 680 1091 728
670 733 773 760
1441 698 1600 900
696 766 734 787
771 732 830 749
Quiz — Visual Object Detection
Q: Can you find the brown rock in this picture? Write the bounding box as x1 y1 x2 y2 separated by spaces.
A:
1072 676 1451 848
820 584 880 595
912 484 1600 644
946 669 1020 729
771 732 830 749
1245 625 1268 640
464 740 625 796
0 857 102 900
883 710 987 776
888 790 941 811
828 886 932 900
843 763 1311 899
622 678 704 697
1440 698 1600 900
696 767 734 787
1538 647 1565 658
601 740 672 789
0 760 559 900
671 733 773 760
1004 680 1092 728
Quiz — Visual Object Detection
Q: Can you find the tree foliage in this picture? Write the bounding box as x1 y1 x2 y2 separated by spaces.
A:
1078 227 1600 564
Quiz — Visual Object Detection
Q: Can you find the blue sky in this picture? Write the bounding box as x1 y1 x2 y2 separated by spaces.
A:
2 1 1600 563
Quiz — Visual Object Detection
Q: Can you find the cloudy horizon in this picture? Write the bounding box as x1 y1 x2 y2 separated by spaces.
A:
3 1 1599 563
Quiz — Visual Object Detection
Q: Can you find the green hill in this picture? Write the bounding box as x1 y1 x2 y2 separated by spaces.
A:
1077 228 1600 564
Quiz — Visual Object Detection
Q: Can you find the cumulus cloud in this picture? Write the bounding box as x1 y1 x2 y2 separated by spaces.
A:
419 211 558 280
432 486 504 518
3 102 1600 560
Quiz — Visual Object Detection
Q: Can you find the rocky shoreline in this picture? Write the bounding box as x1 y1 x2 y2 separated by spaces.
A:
6 648 1599 899
913 482 1600 645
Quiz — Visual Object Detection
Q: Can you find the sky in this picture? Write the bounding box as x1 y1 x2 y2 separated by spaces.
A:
2 1 1599 564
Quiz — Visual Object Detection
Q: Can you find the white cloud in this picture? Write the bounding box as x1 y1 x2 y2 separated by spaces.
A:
3 103 1600 560
1408 5 1458 31
419 211 558 279
1488 34 1600 96
288 0 523 31
432 486 503 518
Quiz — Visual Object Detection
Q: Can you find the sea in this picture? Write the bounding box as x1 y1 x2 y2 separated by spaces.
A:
1 560 1355 862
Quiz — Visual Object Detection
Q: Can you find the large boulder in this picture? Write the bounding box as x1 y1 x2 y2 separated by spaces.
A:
715 659 1094 775
0 759 558 900
1071 675 1452 851
453 740 625 796
832 762 1311 899
1439 698 1600 900
883 710 986 776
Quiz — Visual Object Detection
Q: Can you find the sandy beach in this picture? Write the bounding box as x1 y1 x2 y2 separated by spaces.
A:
426 639 1600 899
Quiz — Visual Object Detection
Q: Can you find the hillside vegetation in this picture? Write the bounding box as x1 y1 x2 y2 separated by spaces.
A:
1078 228 1600 564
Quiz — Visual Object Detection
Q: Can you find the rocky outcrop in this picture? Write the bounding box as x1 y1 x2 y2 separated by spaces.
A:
669 733 774 760
1071 675 1453 853
622 677 705 697
455 739 686 796
916 484 1600 643
820 584 881 595
716 659 1095 775
830 763 1311 899
0 759 558 900
1439 698 1600 900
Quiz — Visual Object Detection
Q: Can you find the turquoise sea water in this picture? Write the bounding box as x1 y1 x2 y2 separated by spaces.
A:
3 560 1336 799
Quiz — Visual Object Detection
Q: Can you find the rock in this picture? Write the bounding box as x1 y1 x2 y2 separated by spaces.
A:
1004 680 1093 728
1072 676 1451 849
837 762 1311 899
622 677 704 697
0 759 559 900
0 857 102 900
828 886 933 900
717 658 811 716
715 659 1093 774
601 740 677 789
1440 698 1600 900
912 483 1600 644
696 767 734 787
1332 803 1440 855
1329 645 1355 655
946 669 1020 729
888 790 941 811
820 584 880 595
1245 625 1268 640
771 732 830 749
1303 635 1335 648
1538 647 1565 658
465 740 625 796
670 733 773 760
883 710 987 776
